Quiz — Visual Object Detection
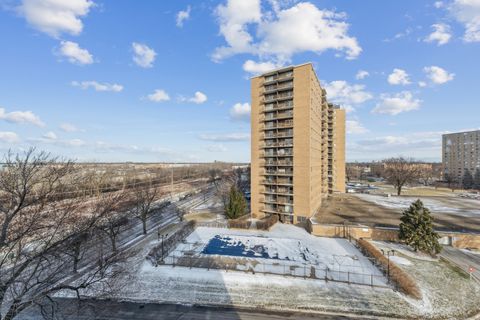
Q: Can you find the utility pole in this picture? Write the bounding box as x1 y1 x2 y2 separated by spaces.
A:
170 166 174 200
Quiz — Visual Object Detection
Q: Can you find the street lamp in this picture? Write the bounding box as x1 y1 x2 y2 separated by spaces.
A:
159 232 169 263
381 249 395 281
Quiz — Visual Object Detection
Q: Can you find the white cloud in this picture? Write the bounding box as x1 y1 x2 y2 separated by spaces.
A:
43 131 57 140
147 89 170 102
176 5 191 27
323 80 373 112
346 120 368 134
349 131 445 161
423 66 455 84
229 102 251 122
132 42 156 68
0 132 20 143
199 132 250 142
418 81 427 88
243 59 280 75
424 23 452 45
207 144 228 152
387 68 411 85
17 0 95 38
60 122 81 132
58 41 93 65
434 1 444 9
355 70 369 80
448 0 480 42
28 135 86 147
61 138 86 147
71 80 123 92
180 91 207 104
0 107 45 126
372 91 421 115
213 1 361 62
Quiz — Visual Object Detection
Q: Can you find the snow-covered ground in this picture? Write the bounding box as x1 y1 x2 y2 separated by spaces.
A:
373 241 480 318
354 193 480 217
67 224 480 319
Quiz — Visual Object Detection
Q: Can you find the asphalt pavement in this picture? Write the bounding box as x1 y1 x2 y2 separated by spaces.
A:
18 298 369 320
441 246 480 281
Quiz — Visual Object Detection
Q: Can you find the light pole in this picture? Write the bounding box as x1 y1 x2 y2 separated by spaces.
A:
381 249 395 281
159 233 169 263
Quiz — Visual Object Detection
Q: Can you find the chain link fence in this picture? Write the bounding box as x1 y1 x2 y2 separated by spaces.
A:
161 249 387 288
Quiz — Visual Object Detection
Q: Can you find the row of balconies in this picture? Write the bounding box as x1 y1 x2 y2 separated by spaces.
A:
264 91 293 102
264 130 293 139
264 71 294 84
263 169 294 176
264 160 293 166
263 187 294 195
264 81 293 93
263 205 293 214
264 111 293 121
263 149 293 157
262 177 293 186
264 120 294 130
262 141 293 148
264 100 294 112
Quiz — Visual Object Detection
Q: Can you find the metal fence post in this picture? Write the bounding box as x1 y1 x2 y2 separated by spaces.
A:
371 274 373 287
348 272 350 284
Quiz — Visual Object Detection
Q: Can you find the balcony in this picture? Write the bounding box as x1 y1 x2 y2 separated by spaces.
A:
263 120 294 130
262 178 293 186
261 141 293 148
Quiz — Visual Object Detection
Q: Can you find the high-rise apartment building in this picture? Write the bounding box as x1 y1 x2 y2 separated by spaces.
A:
250 63 346 224
442 130 480 181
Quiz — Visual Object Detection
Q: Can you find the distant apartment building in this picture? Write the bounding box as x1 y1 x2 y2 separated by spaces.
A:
442 130 480 182
250 63 346 224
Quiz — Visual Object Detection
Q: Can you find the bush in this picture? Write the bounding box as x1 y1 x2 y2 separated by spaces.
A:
227 219 252 229
256 215 279 230
357 239 421 299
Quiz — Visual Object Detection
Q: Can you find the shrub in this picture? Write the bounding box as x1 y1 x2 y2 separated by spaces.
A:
256 215 279 230
357 239 421 299
227 219 252 229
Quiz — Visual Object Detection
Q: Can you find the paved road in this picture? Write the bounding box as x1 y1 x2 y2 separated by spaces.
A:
19 298 371 320
441 246 480 281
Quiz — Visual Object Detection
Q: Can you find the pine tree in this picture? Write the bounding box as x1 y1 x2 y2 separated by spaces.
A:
462 169 474 190
225 186 247 219
474 170 480 190
399 200 442 255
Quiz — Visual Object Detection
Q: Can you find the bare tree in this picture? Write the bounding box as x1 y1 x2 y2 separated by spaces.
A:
95 192 131 253
443 173 458 192
131 181 159 235
418 165 435 186
0 149 128 320
383 157 422 196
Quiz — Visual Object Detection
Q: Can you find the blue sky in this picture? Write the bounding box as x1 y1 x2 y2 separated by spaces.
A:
0 0 479 163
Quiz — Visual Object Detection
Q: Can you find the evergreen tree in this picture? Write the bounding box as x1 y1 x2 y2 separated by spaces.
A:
462 169 474 190
399 200 442 255
225 186 247 219
474 170 480 190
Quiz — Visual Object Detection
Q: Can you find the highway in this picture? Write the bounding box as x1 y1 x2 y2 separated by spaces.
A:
441 246 480 282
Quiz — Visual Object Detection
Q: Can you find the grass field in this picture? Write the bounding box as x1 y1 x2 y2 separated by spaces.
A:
317 192 480 233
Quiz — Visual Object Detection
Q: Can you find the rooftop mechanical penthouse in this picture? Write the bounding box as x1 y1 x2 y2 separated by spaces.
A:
250 63 346 224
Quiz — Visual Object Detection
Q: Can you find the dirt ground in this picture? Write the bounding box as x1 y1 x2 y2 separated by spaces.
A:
316 193 480 233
